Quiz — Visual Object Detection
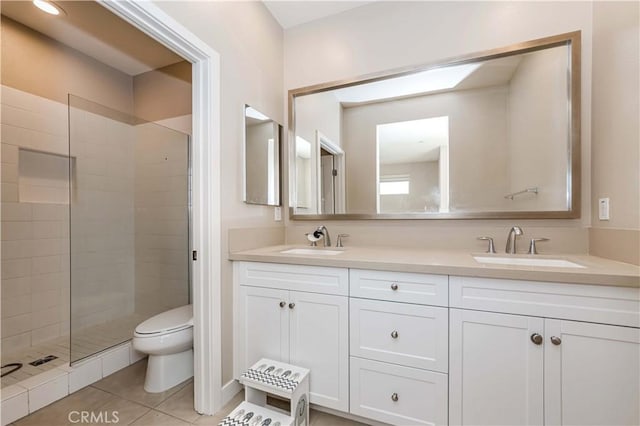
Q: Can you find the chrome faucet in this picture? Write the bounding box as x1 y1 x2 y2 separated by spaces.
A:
314 225 332 247
505 226 523 254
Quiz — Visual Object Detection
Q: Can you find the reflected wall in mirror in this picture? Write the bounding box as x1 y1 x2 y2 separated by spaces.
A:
289 32 580 219
244 105 281 206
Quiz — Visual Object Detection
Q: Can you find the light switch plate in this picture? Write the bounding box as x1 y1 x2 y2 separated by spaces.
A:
598 198 610 220
274 206 282 221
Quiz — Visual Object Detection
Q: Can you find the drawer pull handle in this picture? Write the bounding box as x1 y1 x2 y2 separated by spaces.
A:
390 283 399 291
550 336 562 345
289 303 295 309
530 333 543 345
391 330 399 339
279 301 286 308
391 393 399 402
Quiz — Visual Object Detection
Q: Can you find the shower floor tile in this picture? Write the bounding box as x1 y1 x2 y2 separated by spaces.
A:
1 313 147 388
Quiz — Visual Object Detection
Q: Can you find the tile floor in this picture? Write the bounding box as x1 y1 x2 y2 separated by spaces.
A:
10 359 367 426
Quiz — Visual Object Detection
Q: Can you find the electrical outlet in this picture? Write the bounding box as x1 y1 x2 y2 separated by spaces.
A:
274 206 282 221
598 198 610 221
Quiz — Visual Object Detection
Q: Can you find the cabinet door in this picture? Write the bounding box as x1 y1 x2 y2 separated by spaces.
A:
449 309 544 426
545 319 640 426
289 291 349 412
237 286 289 374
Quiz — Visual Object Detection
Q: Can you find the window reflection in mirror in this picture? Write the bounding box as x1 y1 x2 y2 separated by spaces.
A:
244 105 281 206
290 32 579 219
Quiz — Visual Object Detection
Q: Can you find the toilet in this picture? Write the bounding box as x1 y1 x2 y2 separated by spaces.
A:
132 304 194 393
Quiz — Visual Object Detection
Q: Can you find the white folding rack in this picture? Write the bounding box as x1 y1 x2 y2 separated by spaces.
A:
219 358 310 426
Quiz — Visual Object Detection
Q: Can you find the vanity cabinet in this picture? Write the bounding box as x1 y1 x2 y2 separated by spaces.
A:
349 269 449 426
235 262 349 412
449 276 640 426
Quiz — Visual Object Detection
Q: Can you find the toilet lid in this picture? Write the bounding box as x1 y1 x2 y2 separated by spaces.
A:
135 305 193 335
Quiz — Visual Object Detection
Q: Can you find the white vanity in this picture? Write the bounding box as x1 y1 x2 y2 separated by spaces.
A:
232 247 639 426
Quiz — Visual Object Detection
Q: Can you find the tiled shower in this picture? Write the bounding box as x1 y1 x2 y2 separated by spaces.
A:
1 85 190 385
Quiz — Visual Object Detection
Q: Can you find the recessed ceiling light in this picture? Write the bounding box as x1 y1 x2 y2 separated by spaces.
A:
33 0 65 16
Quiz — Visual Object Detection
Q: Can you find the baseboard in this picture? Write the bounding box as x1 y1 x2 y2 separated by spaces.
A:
221 379 242 407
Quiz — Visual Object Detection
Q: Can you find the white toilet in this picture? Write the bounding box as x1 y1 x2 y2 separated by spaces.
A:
132 304 194 393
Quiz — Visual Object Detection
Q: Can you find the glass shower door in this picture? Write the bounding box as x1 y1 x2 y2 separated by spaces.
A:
68 95 190 364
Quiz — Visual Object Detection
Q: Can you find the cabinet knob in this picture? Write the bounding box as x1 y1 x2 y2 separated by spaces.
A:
279 301 286 308
289 302 295 309
391 330 399 339
390 283 399 291
530 333 543 345
550 336 562 345
391 392 399 402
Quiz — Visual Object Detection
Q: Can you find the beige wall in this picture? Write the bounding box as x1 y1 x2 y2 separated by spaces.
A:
589 1 640 265
284 1 593 253
508 47 570 212
133 61 192 123
342 87 511 213
154 1 285 384
1 17 134 114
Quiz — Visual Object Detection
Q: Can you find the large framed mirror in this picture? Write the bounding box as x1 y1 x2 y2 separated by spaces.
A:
289 31 580 219
244 104 281 206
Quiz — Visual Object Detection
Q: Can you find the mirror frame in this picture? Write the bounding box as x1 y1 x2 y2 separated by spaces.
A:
288 31 581 220
243 104 282 207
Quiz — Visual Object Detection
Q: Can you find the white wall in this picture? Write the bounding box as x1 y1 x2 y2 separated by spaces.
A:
284 1 593 253
154 1 285 384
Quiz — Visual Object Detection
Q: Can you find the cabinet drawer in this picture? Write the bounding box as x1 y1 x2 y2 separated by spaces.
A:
450 276 640 327
350 269 448 306
350 357 448 426
350 299 448 372
237 262 348 295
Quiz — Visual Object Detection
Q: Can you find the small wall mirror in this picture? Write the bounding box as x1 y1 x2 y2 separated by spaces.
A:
289 31 580 219
244 104 281 206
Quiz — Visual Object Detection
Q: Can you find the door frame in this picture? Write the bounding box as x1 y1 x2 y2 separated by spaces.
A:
98 0 222 415
315 131 345 214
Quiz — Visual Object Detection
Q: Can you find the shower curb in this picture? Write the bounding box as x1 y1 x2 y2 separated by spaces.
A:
0 340 145 426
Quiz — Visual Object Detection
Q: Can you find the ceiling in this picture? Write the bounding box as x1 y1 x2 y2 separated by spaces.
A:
1 1 184 75
264 1 373 29
378 116 449 165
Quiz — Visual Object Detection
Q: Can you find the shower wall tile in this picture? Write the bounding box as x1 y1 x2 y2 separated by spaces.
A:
1 143 19 164
1 277 31 299
1 295 31 318
1 162 18 183
1 202 32 221
0 332 31 357
1 87 73 353
2 259 31 280
1 221 32 241
1 183 18 202
2 313 32 337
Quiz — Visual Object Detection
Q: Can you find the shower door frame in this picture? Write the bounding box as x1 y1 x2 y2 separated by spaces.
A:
99 0 222 416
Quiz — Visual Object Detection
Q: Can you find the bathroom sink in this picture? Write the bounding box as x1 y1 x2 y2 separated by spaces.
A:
473 255 585 268
280 248 344 256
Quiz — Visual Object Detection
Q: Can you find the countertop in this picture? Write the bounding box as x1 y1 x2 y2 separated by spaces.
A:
229 245 640 287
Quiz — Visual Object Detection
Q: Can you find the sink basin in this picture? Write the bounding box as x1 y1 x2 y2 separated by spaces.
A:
473 255 585 268
280 248 344 256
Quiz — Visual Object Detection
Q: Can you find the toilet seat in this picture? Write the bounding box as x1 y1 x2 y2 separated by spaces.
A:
134 304 193 336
